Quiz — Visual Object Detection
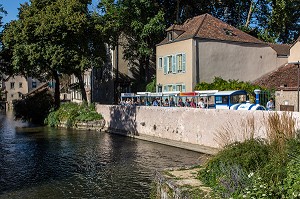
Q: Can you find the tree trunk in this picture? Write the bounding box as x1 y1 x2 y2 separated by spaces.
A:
176 0 181 23
53 70 60 110
245 1 255 28
76 72 88 102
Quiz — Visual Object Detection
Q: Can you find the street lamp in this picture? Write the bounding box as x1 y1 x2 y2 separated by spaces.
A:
289 61 300 111
254 89 261 104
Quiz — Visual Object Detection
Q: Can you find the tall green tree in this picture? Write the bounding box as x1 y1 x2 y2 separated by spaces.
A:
99 0 165 91
268 0 300 43
0 4 11 79
2 0 106 108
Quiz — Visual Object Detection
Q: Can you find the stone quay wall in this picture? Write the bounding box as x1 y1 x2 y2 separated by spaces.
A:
96 105 300 154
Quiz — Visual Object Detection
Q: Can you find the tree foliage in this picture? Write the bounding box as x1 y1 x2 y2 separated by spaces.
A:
146 77 156 92
98 0 166 90
99 0 299 94
2 0 106 107
195 77 266 97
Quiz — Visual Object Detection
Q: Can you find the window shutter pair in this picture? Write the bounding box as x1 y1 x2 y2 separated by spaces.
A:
163 53 186 74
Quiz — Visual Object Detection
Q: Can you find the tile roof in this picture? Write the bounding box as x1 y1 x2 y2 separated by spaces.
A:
268 43 290 56
253 63 300 90
290 36 300 48
159 13 265 45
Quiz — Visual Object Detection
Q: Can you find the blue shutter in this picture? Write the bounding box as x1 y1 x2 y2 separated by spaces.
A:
182 85 186 92
172 85 176 91
172 55 176 73
163 85 167 92
164 57 167 74
182 53 186 72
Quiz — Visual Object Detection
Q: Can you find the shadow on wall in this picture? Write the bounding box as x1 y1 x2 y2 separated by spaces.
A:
109 105 138 136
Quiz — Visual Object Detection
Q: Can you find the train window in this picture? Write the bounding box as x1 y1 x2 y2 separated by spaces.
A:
231 94 247 104
216 96 228 104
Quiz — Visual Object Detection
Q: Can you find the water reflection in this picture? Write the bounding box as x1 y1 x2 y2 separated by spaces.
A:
0 112 204 198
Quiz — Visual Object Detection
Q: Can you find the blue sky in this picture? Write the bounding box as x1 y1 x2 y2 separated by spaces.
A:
1 0 99 26
1 0 29 25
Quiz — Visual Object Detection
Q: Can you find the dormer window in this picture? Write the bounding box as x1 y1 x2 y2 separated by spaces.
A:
224 28 236 36
168 32 173 41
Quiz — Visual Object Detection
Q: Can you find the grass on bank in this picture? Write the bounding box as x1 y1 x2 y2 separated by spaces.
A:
45 102 103 127
198 112 300 198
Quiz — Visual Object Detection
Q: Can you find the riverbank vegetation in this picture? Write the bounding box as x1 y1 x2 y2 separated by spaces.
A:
13 89 54 125
198 112 300 198
45 102 103 128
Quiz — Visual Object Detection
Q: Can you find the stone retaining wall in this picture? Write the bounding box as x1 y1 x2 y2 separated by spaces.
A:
58 120 105 131
96 105 300 154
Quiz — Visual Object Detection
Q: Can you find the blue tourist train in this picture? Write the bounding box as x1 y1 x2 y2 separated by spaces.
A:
120 89 266 110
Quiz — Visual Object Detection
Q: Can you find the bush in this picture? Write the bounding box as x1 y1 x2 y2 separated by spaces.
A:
284 154 300 198
199 139 270 194
194 77 269 102
45 102 103 127
199 131 300 198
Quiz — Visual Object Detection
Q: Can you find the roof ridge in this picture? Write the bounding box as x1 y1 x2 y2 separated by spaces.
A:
192 13 208 38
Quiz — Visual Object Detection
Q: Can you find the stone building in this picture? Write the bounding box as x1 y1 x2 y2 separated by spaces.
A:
254 36 300 111
156 13 288 92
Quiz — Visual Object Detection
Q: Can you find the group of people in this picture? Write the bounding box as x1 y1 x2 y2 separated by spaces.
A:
150 97 207 108
120 97 207 108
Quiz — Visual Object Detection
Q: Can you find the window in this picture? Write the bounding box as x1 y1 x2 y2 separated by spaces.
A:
177 85 182 92
10 82 15 89
177 53 186 73
157 85 162 92
168 85 173 91
177 54 183 72
19 93 22 98
230 94 247 104
11 94 14 98
215 96 229 104
19 82 23 88
168 32 173 41
163 53 186 75
223 28 236 36
32 82 37 88
158 57 163 69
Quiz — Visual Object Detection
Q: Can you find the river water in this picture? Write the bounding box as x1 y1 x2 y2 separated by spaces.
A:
0 112 204 199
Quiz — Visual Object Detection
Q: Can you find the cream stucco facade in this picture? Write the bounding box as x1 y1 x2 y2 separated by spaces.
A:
156 39 194 92
289 41 300 63
156 38 287 92
198 40 287 83
4 76 42 108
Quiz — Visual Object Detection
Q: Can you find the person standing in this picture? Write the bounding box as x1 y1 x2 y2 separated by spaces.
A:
266 98 275 111
177 98 184 107
190 98 196 108
198 98 205 108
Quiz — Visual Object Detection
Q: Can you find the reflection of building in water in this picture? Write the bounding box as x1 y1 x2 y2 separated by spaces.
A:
3 76 43 109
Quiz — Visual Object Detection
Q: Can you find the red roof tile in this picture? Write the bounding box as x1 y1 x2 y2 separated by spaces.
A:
253 63 300 90
159 13 265 45
268 43 290 56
